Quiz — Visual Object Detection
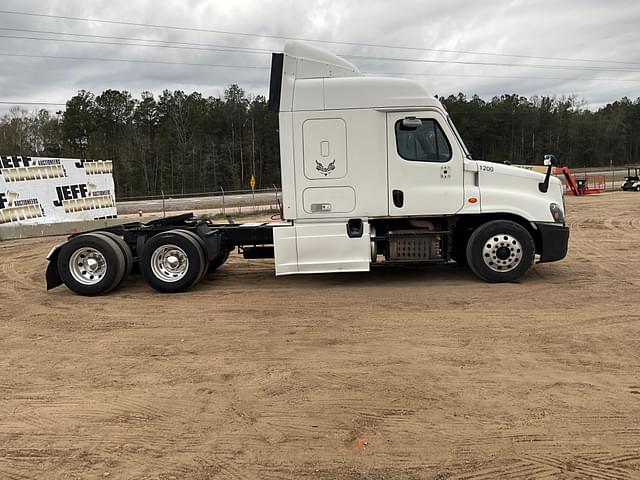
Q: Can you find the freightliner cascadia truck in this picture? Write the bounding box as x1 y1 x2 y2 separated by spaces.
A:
45 42 569 295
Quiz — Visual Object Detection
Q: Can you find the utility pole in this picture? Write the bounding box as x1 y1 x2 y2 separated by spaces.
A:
610 158 614 191
239 120 244 188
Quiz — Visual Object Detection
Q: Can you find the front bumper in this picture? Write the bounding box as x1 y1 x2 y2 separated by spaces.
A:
534 222 569 263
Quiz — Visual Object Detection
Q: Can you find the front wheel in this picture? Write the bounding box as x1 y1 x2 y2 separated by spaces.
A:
466 220 535 283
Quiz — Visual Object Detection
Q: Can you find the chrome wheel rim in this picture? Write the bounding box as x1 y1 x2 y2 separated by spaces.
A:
150 244 189 282
482 234 523 272
69 247 107 285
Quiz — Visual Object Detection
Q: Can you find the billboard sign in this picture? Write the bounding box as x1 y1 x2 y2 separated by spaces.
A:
0 156 117 225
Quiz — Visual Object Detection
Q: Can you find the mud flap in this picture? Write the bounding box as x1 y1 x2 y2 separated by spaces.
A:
45 244 63 290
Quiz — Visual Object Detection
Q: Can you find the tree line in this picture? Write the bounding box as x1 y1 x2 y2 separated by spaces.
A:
1 87 639 198
440 93 640 169
0 85 279 199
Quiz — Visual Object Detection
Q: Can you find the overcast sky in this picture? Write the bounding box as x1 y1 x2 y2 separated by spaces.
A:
0 0 639 114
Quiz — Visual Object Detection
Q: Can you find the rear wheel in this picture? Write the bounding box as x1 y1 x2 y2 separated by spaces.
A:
57 233 126 296
93 231 133 284
466 220 535 282
173 229 208 281
140 230 205 293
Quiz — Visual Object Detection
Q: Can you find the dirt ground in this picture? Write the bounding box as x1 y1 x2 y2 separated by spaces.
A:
1 192 640 480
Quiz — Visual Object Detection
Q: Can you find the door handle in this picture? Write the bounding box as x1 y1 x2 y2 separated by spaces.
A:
392 189 404 208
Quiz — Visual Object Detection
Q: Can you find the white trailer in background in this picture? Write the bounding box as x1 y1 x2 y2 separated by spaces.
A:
46 42 569 296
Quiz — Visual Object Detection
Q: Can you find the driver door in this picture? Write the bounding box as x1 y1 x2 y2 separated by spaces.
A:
387 111 464 216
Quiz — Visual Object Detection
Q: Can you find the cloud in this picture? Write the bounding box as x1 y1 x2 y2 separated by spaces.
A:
0 0 638 113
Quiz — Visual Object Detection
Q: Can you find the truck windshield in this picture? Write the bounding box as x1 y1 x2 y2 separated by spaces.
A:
447 116 472 159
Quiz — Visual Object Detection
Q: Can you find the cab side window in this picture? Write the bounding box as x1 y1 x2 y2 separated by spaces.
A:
395 118 452 162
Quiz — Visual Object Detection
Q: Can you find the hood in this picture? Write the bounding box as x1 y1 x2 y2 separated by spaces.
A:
478 161 545 180
477 161 562 188
475 160 564 222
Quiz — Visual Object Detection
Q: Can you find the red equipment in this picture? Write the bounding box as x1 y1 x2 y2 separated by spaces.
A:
555 167 606 195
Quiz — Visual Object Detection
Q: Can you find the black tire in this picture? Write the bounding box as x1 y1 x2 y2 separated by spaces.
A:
208 249 230 273
173 229 207 281
93 231 133 283
57 233 126 296
466 220 535 283
173 228 230 275
140 230 205 293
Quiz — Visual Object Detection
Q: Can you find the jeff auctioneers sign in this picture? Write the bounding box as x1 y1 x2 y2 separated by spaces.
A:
0 156 117 225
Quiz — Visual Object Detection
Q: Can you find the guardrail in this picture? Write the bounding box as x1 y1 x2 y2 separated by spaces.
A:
116 186 282 216
118 186 281 203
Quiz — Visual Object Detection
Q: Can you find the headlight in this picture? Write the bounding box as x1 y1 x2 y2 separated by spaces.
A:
550 203 565 223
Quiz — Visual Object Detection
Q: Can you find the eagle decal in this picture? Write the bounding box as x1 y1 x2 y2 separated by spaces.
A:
315 160 336 176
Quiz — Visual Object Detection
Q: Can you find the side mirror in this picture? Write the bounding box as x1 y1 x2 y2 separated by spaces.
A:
539 154 556 193
402 117 422 129
543 154 557 166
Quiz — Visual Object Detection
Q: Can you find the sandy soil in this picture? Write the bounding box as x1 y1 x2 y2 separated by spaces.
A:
1 192 640 479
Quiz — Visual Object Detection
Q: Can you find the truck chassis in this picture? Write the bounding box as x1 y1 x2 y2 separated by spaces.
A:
47 213 455 295
46 211 567 296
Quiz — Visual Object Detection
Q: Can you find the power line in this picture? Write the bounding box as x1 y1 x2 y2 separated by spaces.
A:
0 71 637 109
1 51 639 83
5 26 640 70
376 71 640 83
0 30 272 55
0 101 65 105
348 55 640 73
0 8 637 67
0 27 274 52
0 27 273 52
0 52 270 69
4 34 640 74
0 33 270 55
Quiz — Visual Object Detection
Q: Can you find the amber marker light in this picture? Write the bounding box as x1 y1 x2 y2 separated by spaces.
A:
468 197 478 203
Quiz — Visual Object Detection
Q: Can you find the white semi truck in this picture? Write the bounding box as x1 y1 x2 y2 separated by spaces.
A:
46 42 569 295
